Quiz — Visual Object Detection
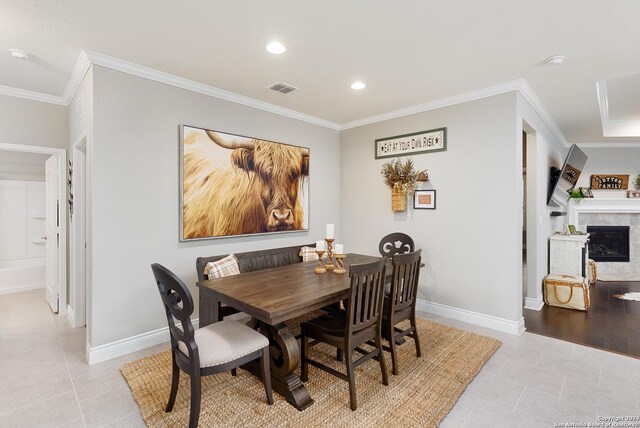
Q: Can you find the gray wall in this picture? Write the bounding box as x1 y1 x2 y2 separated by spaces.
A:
0 95 68 149
340 93 523 322
89 66 340 347
577 147 640 198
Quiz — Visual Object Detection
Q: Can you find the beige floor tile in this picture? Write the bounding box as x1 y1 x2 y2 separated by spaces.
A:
0 391 82 428
463 371 525 410
497 357 566 397
561 373 640 417
71 365 129 400
0 369 74 415
79 386 141 428
461 400 544 428
54 418 87 428
515 386 596 426
104 411 146 428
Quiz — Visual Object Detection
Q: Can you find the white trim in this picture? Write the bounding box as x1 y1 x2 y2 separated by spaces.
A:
70 132 88 328
83 50 340 131
0 282 45 295
416 299 525 336
0 84 66 105
524 295 544 311
572 141 640 148
62 51 91 106
0 142 67 318
67 304 76 327
87 318 199 365
574 199 640 214
596 79 640 138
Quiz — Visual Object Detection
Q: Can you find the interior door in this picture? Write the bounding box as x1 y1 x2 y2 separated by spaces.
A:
45 156 59 313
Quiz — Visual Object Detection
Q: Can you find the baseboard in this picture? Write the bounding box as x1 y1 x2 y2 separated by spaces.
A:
417 299 525 336
0 282 45 295
87 318 199 365
524 295 544 311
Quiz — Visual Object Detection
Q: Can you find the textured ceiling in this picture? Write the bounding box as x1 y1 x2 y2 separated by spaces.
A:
1 1 640 143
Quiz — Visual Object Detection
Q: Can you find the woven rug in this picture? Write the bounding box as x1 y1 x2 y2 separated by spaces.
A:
121 319 500 428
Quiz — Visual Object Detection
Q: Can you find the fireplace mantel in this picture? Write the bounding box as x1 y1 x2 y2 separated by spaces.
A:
572 199 640 214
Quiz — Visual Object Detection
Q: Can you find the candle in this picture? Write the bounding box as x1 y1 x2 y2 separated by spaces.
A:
316 240 325 251
326 224 335 239
334 244 344 254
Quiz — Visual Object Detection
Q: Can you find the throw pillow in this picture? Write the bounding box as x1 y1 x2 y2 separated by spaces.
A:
299 246 326 262
205 254 240 279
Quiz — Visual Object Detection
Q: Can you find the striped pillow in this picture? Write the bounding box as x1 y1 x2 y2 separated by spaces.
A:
299 246 326 262
205 254 240 279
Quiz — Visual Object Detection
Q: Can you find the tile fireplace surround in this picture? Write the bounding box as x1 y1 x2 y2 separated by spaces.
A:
570 199 640 280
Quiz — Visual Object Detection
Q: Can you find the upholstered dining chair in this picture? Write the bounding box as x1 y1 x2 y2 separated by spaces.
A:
382 249 422 375
151 264 273 428
300 259 389 411
378 232 415 258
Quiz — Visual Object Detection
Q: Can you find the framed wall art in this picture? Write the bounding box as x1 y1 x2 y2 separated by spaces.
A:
375 127 447 159
414 189 436 209
180 125 309 240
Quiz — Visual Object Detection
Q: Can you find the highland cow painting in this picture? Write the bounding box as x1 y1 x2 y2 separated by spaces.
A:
180 125 309 240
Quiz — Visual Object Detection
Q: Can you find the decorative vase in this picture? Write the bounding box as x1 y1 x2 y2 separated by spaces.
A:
391 188 407 212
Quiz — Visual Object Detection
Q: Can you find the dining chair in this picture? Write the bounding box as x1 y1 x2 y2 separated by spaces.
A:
378 232 415 258
151 263 273 428
300 259 389 411
382 249 422 375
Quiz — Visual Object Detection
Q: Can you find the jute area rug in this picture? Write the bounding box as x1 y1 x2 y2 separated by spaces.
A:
121 319 500 428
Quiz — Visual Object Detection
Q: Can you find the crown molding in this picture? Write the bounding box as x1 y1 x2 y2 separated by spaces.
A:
514 79 570 147
0 84 66 105
83 50 341 131
596 79 640 138
339 80 527 131
61 50 91 105
572 141 640 148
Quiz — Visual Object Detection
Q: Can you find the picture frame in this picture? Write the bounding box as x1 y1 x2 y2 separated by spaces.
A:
580 187 593 198
414 189 436 209
375 127 447 159
179 125 309 241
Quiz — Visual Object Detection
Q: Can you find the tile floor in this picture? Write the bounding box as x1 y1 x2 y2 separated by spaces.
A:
1 289 639 427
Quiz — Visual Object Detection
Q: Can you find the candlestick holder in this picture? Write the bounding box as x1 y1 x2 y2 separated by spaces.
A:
333 253 346 274
325 238 335 270
314 250 327 274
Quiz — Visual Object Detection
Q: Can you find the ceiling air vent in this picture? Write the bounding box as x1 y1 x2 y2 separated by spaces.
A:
268 82 299 94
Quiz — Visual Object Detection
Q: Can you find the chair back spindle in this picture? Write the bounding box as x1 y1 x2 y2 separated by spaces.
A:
347 260 386 335
390 250 422 312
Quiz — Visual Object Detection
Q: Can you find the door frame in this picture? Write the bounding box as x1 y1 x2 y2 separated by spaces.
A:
0 142 67 316
70 132 87 327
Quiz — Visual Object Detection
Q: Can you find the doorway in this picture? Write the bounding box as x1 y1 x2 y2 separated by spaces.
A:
0 142 67 315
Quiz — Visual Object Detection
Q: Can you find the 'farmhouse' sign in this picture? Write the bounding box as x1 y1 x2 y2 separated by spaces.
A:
375 127 447 159
590 174 629 190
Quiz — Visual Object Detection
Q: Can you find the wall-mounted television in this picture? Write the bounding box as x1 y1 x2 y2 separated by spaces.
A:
547 144 588 207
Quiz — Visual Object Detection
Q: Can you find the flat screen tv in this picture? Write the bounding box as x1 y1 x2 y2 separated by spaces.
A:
547 144 588 207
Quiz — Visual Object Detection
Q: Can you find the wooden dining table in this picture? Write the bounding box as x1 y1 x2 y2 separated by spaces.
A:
197 253 385 410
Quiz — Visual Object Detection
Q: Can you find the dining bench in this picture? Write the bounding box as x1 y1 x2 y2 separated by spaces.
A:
196 244 314 324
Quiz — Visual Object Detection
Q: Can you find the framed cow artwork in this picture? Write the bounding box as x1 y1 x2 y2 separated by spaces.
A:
179 125 310 240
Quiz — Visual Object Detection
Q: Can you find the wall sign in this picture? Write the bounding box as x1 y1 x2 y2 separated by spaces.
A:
590 174 629 190
375 127 447 159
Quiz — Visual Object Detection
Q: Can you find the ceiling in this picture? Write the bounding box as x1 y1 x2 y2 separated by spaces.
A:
1 1 640 144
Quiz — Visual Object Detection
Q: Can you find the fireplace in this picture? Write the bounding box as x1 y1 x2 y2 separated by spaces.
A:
587 226 630 262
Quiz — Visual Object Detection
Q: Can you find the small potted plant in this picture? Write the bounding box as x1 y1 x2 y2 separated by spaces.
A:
381 158 426 212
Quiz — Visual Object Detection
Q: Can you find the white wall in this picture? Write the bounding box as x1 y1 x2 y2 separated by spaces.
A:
340 93 523 325
516 93 567 311
89 66 340 347
576 147 640 198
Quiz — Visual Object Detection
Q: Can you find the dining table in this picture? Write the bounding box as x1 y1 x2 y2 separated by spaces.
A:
197 253 386 410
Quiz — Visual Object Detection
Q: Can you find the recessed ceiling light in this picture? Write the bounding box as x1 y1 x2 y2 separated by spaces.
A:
266 42 286 55
351 81 366 90
8 48 31 60
545 55 566 65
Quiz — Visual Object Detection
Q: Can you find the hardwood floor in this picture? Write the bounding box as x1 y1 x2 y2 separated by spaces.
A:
524 280 640 358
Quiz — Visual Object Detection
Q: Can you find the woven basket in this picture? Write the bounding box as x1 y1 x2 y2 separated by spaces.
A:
391 188 407 212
